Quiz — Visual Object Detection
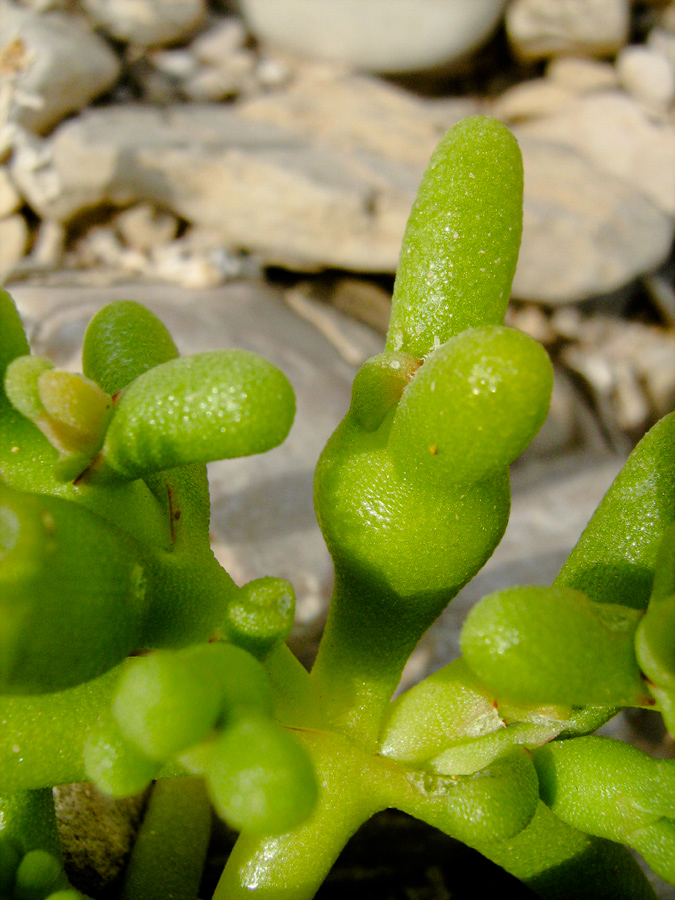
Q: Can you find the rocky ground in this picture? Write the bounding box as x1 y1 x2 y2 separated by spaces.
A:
3 0 675 898
2 0 675 447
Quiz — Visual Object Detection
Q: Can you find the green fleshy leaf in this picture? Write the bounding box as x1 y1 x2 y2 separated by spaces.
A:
91 350 295 482
533 735 675 839
84 711 160 799
630 816 675 883
388 326 552 485
476 801 657 900
378 658 502 765
462 585 647 707
220 577 296 660
394 748 539 846
0 485 148 694
14 849 67 900
113 643 272 762
387 116 523 358
556 411 675 610
636 594 675 691
82 300 179 395
205 715 317 835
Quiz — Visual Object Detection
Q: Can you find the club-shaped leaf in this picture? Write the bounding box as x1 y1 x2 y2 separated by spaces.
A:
387 116 523 358
90 350 295 482
462 585 647 707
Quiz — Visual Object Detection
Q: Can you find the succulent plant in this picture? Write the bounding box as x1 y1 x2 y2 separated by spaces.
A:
1 116 673 900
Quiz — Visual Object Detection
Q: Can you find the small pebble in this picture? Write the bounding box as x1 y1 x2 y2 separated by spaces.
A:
0 167 22 217
616 44 675 111
0 213 29 281
546 55 618 93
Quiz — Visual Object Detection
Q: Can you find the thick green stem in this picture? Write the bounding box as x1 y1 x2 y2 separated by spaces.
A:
120 776 211 900
264 644 325 731
216 733 542 900
213 728 389 900
0 789 62 858
141 544 238 649
0 668 118 792
309 574 421 748
475 802 657 900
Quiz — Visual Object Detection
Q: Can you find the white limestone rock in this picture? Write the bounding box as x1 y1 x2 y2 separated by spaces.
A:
148 238 243 289
506 0 630 59
555 310 675 433
493 57 621 122
9 61 674 304
238 0 508 74
0 212 28 282
0 0 121 135
113 203 180 252
141 16 265 102
546 56 619 94
235 62 453 168
492 79 578 122
10 98 431 272
0 166 22 217
191 15 249 65
648 27 675 80
81 0 207 48
512 137 675 304
616 44 675 112
19 69 477 273
514 92 675 217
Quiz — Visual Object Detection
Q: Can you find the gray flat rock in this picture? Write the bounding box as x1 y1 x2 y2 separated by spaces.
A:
512 136 675 304
11 103 423 274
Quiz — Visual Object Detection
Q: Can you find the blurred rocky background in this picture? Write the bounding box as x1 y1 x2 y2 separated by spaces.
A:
3 2 675 895
1 0 674 449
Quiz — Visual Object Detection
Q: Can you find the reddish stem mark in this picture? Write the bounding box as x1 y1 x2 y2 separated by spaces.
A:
167 482 181 543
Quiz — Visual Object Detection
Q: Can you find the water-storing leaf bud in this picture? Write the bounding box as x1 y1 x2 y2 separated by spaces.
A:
5 357 113 480
388 326 552 485
387 116 523 359
349 351 420 433
113 643 272 762
91 350 295 482
0 485 148 694
221 577 296 659
462 585 647 708
205 714 317 835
